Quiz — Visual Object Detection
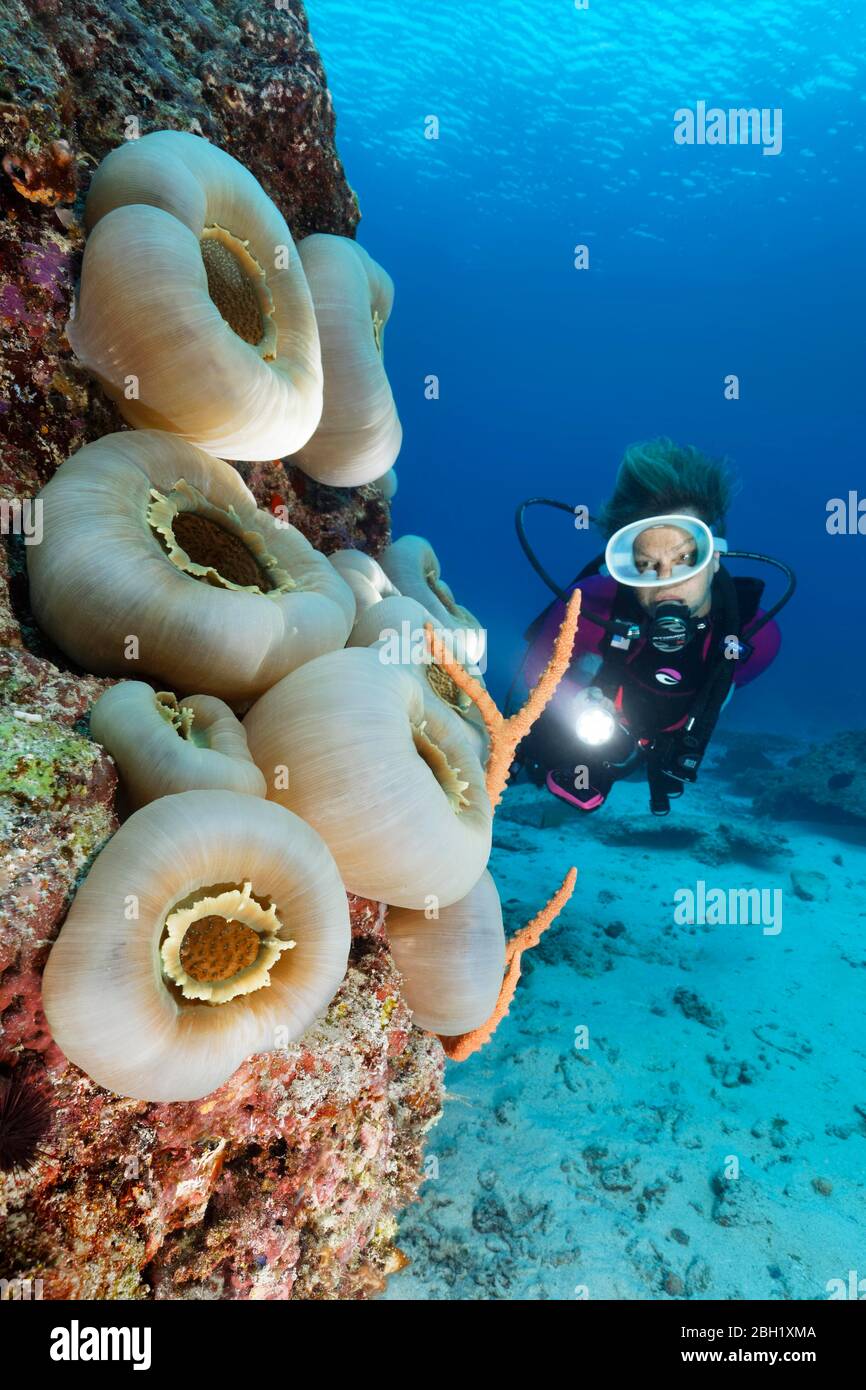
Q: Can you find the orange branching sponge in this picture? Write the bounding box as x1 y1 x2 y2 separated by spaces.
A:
423 587 582 810
421 590 582 1061
440 867 577 1062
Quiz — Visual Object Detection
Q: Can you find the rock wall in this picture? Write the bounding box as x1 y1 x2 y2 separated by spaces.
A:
0 0 443 1299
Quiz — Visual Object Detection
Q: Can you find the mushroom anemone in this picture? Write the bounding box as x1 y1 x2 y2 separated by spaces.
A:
379 535 485 669
91 682 266 807
386 870 506 1035
243 646 492 909
292 234 402 486
67 130 323 460
348 592 488 762
41 791 351 1102
26 430 355 702
329 547 400 616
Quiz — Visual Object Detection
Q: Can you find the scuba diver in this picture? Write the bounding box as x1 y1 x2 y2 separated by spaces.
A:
513 438 794 816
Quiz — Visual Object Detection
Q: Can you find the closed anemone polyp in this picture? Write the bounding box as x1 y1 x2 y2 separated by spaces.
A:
375 467 398 502
347 593 488 763
243 646 492 909
292 234 402 486
380 535 486 670
66 130 323 460
26 430 355 703
90 681 267 808
386 870 506 1035
329 548 400 616
40 791 351 1102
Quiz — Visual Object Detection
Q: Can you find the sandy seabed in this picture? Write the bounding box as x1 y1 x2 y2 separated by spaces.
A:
383 749 866 1301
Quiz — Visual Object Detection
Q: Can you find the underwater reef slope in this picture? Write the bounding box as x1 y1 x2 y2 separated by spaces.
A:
0 2 442 1299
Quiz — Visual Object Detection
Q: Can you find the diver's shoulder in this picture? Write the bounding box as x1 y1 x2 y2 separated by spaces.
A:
574 573 617 602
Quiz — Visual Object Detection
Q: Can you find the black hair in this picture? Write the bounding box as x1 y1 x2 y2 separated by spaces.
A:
596 437 736 539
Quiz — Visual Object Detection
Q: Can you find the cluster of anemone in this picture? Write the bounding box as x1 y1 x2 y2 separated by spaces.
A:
29 430 355 703
34 131 570 1107
67 131 401 484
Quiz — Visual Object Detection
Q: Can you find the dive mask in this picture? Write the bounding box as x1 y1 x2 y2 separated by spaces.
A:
604 514 727 589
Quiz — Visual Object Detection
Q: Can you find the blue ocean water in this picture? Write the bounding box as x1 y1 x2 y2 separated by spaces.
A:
301 1 866 1305
308 0 865 739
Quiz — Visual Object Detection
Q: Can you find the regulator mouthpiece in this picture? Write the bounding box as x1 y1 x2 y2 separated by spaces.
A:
649 600 697 653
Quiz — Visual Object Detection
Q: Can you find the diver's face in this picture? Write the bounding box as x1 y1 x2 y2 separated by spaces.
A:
632 524 717 615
